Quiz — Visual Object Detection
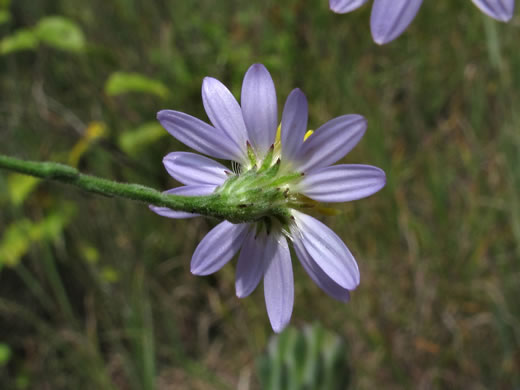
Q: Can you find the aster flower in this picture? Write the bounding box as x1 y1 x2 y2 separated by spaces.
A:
151 64 386 332
330 0 516 44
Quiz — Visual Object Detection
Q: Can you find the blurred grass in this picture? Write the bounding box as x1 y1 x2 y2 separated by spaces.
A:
0 0 519 389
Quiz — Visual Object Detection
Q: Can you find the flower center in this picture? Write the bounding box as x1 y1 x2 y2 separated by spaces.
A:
209 128 334 224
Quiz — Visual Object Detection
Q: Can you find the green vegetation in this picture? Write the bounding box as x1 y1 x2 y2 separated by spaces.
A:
258 324 350 390
0 0 519 388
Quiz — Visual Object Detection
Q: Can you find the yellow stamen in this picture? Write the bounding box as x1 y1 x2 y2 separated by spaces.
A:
304 130 314 141
272 124 282 162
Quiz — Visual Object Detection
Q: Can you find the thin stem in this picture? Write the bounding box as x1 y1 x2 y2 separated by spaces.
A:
41 242 77 323
0 154 288 223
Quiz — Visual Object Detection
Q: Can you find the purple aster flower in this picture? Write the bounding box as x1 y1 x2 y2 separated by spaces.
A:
330 0 516 44
151 64 386 332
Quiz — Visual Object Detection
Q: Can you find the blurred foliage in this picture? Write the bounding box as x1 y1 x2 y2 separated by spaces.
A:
0 204 76 267
105 72 170 99
35 16 85 52
68 121 107 166
7 174 40 206
0 10 10 25
258 324 350 390
0 28 38 54
0 343 12 366
0 16 85 54
118 122 167 156
0 0 519 389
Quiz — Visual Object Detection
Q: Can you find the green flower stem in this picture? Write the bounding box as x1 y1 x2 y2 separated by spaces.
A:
0 154 289 223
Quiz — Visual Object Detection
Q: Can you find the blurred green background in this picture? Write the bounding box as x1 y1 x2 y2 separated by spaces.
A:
1 0 519 388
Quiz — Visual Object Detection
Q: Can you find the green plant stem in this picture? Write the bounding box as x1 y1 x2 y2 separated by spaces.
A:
0 154 288 223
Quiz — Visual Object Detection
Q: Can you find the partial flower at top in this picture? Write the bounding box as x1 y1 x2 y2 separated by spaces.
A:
330 0 516 44
151 64 386 332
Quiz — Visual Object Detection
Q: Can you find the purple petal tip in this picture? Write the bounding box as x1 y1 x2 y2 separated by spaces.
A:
272 322 288 334
156 109 170 122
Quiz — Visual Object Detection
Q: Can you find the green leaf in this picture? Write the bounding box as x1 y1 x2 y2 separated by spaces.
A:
0 219 33 267
0 10 10 24
8 174 40 206
105 72 169 99
32 213 65 241
0 205 76 268
0 343 11 366
35 16 85 52
118 122 167 155
0 28 38 55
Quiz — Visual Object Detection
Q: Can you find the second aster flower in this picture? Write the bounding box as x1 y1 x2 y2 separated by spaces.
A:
330 0 516 44
152 64 386 332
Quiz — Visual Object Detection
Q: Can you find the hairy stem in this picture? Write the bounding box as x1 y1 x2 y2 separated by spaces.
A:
0 154 289 223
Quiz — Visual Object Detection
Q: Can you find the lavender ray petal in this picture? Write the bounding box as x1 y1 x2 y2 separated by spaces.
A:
202 77 248 162
163 151 229 186
149 185 217 219
281 88 308 164
471 0 515 22
293 210 360 290
156 110 243 161
329 0 370 13
370 0 424 45
298 164 386 203
241 64 278 157
292 231 351 302
191 221 249 276
235 230 276 298
296 114 366 173
263 235 294 333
